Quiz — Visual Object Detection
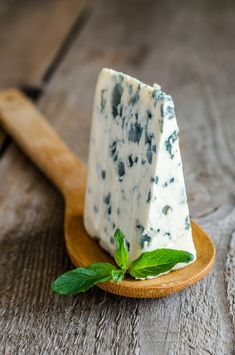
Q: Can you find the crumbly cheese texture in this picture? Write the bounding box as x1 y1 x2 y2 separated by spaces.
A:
84 68 196 275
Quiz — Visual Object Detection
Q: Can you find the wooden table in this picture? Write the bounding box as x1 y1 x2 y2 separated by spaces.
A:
0 0 234 353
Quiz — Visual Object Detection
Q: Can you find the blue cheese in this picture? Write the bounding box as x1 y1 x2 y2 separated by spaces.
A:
84 68 196 276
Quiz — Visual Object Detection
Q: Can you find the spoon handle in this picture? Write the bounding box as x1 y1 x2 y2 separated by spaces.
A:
0 89 87 201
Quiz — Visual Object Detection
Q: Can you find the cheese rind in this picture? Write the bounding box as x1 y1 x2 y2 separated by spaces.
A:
84 68 196 275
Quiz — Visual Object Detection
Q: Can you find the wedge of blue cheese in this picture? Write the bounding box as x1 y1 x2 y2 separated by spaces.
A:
84 68 196 275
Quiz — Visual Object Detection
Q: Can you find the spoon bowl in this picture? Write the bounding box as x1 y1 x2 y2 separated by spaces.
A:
0 89 216 298
65 201 215 298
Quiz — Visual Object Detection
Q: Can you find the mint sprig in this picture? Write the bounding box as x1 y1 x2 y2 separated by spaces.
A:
113 229 128 270
51 263 116 295
51 229 194 295
128 249 194 279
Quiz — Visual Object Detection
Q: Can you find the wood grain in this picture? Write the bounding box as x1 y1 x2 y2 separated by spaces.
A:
0 0 235 353
0 0 87 89
0 0 89 152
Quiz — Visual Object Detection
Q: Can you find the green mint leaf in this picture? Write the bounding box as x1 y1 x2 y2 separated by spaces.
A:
113 229 129 270
128 248 194 279
51 263 116 295
112 269 125 282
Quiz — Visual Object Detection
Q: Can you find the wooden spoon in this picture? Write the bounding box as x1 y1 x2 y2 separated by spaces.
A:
0 89 215 298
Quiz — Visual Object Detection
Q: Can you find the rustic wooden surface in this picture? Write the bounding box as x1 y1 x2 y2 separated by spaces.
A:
0 0 88 152
0 0 234 354
0 0 88 89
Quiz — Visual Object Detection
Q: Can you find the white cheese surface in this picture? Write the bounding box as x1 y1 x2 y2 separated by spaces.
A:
84 68 196 276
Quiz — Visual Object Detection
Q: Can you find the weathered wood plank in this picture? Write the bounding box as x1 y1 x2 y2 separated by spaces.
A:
0 0 89 152
0 0 235 354
0 0 87 89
